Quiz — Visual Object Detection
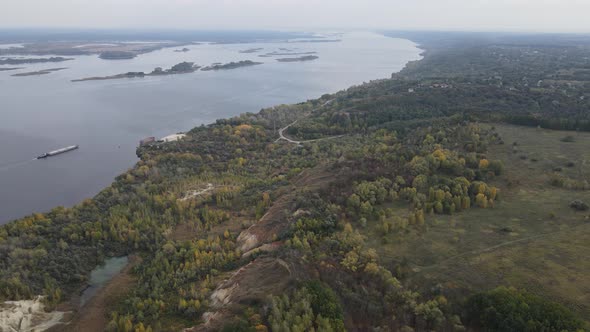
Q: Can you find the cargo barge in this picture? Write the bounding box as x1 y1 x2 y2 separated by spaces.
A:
37 145 79 159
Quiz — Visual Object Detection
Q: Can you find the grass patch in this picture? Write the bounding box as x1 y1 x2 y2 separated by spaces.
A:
361 124 590 321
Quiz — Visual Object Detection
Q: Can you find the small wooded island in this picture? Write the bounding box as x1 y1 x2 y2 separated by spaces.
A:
0 57 73 65
72 60 263 82
239 48 264 54
0 67 22 71
99 51 137 60
201 60 262 71
72 62 199 82
276 55 319 62
259 51 317 58
12 67 68 77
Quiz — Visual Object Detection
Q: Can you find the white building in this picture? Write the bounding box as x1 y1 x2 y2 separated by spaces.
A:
160 133 186 142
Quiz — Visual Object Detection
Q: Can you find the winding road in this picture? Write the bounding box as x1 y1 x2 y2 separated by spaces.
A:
275 99 342 144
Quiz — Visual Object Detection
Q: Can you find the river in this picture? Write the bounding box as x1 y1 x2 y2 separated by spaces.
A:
0 31 421 223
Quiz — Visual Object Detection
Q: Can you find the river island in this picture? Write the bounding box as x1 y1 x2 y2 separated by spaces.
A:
11 67 68 77
239 48 264 54
276 55 319 62
0 57 73 65
72 60 264 82
259 51 317 58
72 62 200 82
99 51 137 60
200 60 263 71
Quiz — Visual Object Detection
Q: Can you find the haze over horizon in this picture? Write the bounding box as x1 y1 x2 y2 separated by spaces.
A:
2 0 590 33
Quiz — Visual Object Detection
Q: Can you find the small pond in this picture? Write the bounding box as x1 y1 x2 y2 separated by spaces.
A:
79 256 129 307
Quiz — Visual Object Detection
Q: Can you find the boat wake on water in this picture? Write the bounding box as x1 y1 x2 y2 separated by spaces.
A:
0 158 37 172
0 145 79 172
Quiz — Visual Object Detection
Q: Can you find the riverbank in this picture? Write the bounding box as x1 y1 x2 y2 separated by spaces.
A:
0 32 423 223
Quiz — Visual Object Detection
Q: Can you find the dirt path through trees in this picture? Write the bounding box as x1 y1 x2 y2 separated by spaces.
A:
275 99 341 144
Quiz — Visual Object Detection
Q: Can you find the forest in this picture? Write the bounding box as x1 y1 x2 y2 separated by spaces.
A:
1 32 590 331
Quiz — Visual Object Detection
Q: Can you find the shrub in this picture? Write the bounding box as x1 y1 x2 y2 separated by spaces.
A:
561 135 575 142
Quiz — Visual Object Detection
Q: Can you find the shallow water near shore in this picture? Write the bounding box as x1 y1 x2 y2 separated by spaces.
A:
0 31 421 223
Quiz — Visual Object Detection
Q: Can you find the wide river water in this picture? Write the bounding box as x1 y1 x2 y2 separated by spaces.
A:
0 32 421 223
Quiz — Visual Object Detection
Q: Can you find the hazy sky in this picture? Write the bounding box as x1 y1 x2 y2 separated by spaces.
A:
2 0 590 33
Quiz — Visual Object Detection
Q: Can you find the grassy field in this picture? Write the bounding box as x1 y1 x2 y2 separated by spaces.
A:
363 124 590 320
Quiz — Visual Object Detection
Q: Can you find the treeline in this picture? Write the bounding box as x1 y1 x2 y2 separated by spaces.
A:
280 37 590 140
465 287 585 331
106 234 241 331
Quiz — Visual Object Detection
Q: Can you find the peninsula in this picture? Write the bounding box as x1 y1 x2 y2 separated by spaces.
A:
72 62 199 82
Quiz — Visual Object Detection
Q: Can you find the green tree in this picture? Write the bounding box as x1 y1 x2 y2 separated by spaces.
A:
465 287 585 332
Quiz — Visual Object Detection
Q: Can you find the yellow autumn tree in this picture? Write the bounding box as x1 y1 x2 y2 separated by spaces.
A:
479 159 490 169
489 187 498 200
475 193 488 208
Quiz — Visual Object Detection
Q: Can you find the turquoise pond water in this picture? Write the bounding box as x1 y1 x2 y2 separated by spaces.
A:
79 256 129 307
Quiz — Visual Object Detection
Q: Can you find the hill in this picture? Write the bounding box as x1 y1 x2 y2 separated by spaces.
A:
1 32 590 331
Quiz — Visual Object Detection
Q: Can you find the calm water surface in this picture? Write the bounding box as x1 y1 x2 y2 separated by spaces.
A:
79 256 129 307
0 32 421 223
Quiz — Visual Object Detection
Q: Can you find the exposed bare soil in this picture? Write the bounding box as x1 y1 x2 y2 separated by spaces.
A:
186 257 295 332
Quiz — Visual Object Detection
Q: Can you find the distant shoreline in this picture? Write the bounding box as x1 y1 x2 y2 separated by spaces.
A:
0 41 190 58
